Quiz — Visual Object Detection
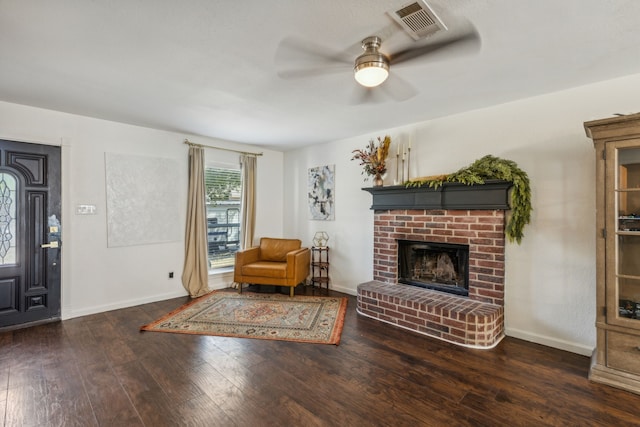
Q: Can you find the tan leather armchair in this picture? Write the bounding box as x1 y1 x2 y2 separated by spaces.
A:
234 237 310 297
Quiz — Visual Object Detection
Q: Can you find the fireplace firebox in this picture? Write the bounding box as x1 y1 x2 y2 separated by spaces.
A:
397 240 469 297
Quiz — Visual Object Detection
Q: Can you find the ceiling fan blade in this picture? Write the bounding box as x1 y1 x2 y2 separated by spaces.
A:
379 74 417 102
389 27 481 66
277 64 351 80
348 73 416 105
275 36 354 80
348 85 385 105
276 36 355 63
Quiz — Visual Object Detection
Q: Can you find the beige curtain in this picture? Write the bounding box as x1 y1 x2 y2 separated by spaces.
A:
181 146 210 298
240 154 257 250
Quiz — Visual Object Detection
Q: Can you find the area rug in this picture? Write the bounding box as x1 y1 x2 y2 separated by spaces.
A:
141 291 348 345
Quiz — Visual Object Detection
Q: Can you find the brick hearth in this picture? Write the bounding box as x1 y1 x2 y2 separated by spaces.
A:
357 281 503 348
356 208 507 348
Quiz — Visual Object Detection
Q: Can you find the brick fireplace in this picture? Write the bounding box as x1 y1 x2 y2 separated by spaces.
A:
356 182 510 348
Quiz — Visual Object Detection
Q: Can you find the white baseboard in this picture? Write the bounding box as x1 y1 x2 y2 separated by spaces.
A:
208 269 234 288
62 289 189 320
62 272 235 320
62 281 350 321
326 284 357 296
505 327 594 356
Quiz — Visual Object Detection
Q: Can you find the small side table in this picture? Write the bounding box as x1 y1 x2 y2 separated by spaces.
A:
310 246 329 290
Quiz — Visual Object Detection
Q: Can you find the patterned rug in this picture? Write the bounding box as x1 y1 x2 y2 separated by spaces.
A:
141 290 348 345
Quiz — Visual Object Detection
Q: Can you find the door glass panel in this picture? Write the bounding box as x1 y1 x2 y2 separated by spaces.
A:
616 148 640 320
0 173 17 265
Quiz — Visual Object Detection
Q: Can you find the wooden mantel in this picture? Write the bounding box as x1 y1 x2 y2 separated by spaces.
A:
362 179 512 210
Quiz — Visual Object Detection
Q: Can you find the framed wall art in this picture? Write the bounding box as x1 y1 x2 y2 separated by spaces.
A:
308 164 335 220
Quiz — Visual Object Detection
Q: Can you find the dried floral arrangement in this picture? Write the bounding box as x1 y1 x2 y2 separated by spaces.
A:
351 135 391 179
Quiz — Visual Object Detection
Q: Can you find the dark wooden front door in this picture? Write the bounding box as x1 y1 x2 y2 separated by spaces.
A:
0 139 61 328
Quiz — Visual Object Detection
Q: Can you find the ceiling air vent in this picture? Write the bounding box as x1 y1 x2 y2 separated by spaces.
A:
387 0 447 40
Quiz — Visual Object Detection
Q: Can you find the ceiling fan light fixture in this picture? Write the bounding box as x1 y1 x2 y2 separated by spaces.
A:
354 60 389 87
354 36 390 88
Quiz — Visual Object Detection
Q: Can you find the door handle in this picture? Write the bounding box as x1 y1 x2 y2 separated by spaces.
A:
41 241 59 249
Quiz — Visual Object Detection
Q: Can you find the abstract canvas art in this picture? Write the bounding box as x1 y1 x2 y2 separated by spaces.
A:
105 152 180 247
308 165 335 220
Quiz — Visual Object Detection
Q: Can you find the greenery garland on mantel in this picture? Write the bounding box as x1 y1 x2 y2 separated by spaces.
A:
405 155 532 244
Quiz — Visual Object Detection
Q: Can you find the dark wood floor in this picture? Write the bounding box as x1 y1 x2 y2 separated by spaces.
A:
1 287 639 427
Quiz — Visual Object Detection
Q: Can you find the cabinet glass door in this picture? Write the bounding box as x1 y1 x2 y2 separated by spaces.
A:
609 141 640 326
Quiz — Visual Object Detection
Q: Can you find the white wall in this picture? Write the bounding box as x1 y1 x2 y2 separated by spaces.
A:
0 101 284 319
283 73 640 356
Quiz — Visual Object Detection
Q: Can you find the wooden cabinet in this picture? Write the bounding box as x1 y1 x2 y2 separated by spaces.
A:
585 112 640 394
310 247 329 290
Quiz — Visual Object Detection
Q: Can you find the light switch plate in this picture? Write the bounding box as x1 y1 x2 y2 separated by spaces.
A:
76 204 97 215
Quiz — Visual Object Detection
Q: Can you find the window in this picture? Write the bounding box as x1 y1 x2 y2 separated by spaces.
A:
205 166 241 269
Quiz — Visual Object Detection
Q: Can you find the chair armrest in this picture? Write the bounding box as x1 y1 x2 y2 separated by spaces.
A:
286 247 311 278
235 246 260 267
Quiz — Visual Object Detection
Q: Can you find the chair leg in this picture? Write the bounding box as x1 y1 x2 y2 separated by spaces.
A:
239 283 242 294
290 286 294 297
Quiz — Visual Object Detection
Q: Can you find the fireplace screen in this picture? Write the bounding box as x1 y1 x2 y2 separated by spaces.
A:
397 240 469 296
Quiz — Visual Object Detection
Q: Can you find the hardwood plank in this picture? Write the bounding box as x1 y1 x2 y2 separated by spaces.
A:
5 382 48 426
250 358 389 425
0 332 13 360
138 352 205 405
189 361 304 426
81 314 141 367
40 323 80 365
80 361 143 426
0 389 6 427
275 395 326 427
0 365 7 391
41 359 98 427
6 359 44 389
111 360 183 426
63 321 111 367
171 392 234 427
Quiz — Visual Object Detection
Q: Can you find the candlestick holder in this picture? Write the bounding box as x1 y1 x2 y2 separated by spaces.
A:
407 147 411 182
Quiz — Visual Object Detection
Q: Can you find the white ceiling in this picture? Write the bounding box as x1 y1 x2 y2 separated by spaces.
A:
1 0 640 150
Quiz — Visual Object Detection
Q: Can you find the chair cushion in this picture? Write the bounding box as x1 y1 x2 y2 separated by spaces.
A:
241 261 287 279
260 238 301 262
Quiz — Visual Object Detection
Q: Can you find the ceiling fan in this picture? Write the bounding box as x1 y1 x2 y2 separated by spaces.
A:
351 29 480 88
275 0 481 101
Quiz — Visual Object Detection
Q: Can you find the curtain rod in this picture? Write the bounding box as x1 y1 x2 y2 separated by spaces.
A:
183 139 263 157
